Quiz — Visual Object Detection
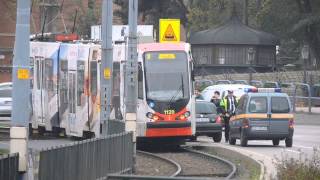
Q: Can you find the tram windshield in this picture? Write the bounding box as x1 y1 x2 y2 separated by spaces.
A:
144 51 190 102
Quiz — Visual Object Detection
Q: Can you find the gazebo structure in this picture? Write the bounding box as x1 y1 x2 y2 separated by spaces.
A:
190 15 280 75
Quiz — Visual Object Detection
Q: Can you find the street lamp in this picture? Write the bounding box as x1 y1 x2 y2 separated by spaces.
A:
301 45 309 83
248 47 255 84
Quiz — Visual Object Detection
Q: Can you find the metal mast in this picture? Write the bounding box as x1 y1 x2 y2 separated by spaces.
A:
101 0 113 136
125 0 138 139
10 0 31 178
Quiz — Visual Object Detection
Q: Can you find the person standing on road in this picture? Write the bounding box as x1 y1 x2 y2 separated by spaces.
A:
210 91 223 114
220 90 238 142
195 89 204 100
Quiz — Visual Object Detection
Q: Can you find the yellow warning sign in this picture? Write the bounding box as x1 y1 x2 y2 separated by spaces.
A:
104 68 111 80
159 19 180 43
17 69 29 80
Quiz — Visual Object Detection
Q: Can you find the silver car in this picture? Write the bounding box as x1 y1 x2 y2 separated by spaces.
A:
0 88 12 120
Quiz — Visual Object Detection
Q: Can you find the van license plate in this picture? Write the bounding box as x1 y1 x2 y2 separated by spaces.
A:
252 126 267 131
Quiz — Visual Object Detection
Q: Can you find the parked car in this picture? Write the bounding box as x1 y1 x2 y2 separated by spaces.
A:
193 100 222 142
201 84 256 102
0 82 12 90
0 88 12 120
229 88 294 147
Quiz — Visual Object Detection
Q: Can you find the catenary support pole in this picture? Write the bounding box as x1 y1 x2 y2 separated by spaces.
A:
10 0 31 179
126 0 138 165
101 0 113 136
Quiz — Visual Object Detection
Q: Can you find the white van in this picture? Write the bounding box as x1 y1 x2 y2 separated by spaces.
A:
201 84 256 102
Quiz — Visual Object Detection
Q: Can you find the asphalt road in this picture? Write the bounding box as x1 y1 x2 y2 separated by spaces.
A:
1 112 319 179
193 113 320 179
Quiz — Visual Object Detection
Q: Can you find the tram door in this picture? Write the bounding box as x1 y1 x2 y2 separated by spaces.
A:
88 47 100 137
33 56 46 125
68 71 77 133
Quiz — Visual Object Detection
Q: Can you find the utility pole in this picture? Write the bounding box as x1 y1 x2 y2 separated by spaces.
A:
248 47 254 83
243 0 248 25
126 0 138 151
10 0 31 179
100 0 113 136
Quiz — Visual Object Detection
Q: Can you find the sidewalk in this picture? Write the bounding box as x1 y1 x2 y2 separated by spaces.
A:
295 107 320 114
294 113 320 126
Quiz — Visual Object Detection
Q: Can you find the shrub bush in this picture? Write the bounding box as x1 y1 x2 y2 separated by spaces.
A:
275 148 320 180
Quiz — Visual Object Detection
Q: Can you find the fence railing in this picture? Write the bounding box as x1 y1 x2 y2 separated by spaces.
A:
38 132 133 180
0 153 19 180
289 96 320 114
107 119 126 135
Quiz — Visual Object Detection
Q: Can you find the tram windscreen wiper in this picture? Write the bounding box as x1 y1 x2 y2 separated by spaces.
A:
167 74 184 108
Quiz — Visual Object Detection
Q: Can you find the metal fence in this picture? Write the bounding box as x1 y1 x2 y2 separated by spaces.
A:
107 119 126 135
38 132 133 180
0 153 19 180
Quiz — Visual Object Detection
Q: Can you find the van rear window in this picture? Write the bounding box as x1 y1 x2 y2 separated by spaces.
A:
249 97 267 113
271 97 290 113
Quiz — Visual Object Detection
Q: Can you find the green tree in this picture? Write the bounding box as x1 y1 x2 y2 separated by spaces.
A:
114 0 188 41
257 0 320 67
77 0 100 38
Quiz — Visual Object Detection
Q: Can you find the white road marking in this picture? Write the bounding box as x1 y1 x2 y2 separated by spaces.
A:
285 149 301 154
293 145 314 149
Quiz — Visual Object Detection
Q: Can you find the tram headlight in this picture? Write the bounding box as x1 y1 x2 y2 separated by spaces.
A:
153 115 159 121
179 115 186 120
146 112 153 119
184 111 191 118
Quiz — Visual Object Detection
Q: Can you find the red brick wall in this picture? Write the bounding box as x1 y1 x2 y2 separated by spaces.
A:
0 1 16 82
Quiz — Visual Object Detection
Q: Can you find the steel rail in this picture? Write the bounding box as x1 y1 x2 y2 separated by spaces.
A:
137 150 182 177
108 147 237 180
182 147 237 180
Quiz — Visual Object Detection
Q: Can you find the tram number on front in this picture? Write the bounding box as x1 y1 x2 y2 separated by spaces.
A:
164 109 175 115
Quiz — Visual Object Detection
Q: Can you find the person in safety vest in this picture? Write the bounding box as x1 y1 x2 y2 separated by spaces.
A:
220 90 238 142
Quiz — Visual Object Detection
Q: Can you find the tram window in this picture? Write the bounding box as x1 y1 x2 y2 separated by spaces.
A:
90 61 97 96
60 60 68 103
30 57 34 88
138 62 143 99
77 61 85 106
35 59 40 90
68 73 76 113
45 59 54 97
112 62 120 97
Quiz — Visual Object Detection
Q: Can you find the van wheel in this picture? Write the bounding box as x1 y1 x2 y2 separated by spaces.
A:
285 137 293 147
229 138 236 145
240 131 248 147
272 139 280 146
213 133 222 142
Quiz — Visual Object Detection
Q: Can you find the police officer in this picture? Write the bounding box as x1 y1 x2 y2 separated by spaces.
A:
220 90 238 142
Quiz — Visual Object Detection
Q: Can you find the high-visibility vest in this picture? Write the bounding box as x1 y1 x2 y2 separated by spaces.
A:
220 96 238 112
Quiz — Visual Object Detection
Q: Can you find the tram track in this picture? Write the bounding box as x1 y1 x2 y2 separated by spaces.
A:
108 146 237 180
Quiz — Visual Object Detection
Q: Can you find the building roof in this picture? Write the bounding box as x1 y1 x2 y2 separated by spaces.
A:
190 16 280 46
